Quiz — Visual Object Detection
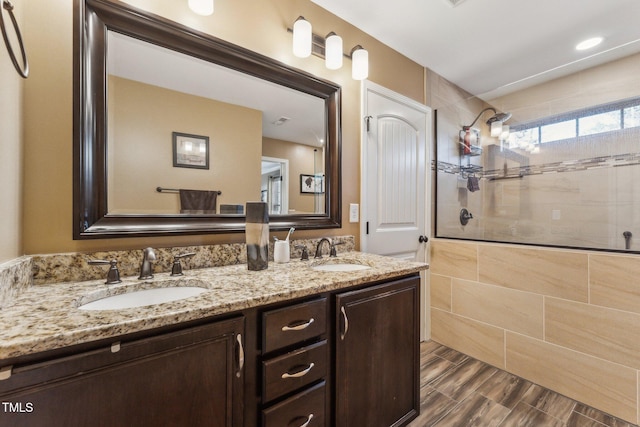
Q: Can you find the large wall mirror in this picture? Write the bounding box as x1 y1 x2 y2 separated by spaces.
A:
74 0 341 239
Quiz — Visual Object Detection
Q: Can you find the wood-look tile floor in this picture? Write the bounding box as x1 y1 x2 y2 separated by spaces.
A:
408 341 638 427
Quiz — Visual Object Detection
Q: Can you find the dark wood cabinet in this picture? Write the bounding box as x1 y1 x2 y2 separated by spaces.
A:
260 298 329 427
0 274 421 427
0 317 245 427
334 276 420 427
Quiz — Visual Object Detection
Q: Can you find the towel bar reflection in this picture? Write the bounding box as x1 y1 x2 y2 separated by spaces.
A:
156 187 222 195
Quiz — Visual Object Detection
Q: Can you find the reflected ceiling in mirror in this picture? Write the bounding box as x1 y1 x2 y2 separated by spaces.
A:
74 0 341 239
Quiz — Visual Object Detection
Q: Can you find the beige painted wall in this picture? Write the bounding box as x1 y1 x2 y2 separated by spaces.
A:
0 0 24 262
108 76 262 213
20 0 424 254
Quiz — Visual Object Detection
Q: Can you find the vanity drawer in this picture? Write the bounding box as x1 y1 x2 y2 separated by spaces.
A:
262 340 327 402
262 298 326 353
262 381 326 427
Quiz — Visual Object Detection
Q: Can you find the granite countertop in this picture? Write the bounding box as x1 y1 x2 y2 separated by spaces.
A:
0 252 427 362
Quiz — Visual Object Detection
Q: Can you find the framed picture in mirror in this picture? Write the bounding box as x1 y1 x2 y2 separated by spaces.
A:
173 132 209 169
300 174 324 194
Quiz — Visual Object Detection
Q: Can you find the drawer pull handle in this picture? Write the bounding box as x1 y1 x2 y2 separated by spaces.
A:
236 334 244 378
281 362 315 379
282 318 315 331
293 413 314 427
340 306 349 340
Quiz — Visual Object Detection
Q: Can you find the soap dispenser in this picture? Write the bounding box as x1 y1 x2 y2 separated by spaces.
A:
246 202 269 270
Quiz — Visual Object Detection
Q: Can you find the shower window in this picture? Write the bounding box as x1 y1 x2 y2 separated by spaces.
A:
578 111 621 136
540 120 575 143
434 53 640 253
624 105 640 128
508 97 640 145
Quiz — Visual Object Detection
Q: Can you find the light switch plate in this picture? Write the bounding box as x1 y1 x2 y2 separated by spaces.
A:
349 203 359 223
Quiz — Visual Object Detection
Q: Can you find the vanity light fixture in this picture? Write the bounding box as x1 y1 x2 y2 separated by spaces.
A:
289 18 369 80
576 36 603 51
351 45 369 80
490 120 502 137
500 124 510 140
325 32 343 70
188 0 213 16
292 16 312 58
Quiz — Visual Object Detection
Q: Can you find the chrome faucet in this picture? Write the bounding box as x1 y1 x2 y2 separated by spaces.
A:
138 247 156 279
314 237 333 259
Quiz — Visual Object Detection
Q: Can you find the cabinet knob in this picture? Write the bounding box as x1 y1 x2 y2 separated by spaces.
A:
418 235 428 243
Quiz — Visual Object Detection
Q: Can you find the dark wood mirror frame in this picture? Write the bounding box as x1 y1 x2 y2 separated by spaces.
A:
73 0 342 239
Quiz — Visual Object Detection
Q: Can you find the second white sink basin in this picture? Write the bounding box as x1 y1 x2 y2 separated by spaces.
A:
312 263 371 272
79 286 208 311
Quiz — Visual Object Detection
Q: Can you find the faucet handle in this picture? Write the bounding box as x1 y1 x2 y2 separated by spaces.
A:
88 259 122 284
171 252 196 276
294 245 309 261
330 241 345 257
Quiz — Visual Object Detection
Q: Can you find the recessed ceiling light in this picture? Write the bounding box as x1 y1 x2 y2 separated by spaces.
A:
576 37 603 51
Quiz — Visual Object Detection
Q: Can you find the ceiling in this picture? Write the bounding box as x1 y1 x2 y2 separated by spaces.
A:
108 32 325 147
311 0 640 99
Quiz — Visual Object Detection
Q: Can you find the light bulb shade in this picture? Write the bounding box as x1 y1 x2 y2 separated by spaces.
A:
292 17 312 58
351 47 369 80
188 0 213 15
325 33 343 70
500 124 510 140
490 120 502 137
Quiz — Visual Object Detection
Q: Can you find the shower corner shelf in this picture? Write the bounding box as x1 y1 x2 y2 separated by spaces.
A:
459 144 483 157
460 164 483 177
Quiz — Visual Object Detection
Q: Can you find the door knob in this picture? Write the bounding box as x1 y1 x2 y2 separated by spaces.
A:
419 235 428 243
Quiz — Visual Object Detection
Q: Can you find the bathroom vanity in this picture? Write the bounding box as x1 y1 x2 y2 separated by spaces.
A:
0 252 426 427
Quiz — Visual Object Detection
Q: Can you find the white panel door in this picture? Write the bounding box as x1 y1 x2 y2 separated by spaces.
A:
361 82 430 260
361 81 431 340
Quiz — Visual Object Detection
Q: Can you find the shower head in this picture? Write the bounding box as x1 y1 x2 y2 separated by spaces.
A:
463 107 511 130
486 111 512 125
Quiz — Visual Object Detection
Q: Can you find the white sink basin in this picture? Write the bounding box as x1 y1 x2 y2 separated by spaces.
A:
79 286 208 310
312 263 372 272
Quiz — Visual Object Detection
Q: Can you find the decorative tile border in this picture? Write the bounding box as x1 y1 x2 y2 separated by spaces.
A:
436 152 640 180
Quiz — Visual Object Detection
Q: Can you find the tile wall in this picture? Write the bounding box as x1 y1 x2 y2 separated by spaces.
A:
430 238 640 424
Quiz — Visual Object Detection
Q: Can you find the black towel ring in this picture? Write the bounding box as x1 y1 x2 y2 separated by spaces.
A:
0 0 28 78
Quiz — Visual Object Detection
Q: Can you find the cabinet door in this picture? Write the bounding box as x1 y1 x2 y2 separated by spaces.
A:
335 277 419 427
0 317 245 427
